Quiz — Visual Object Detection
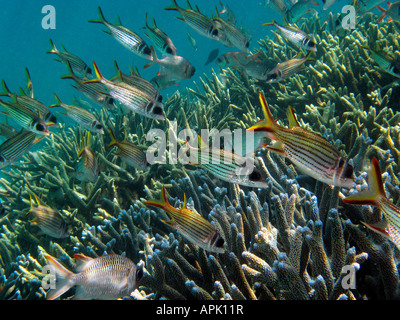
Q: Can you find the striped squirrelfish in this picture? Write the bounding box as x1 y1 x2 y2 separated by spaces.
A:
266 52 315 82
0 80 58 127
165 0 220 41
50 94 104 134
213 16 250 53
61 61 115 110
145 185 226 253
361 45 400 79
76 131 100 183
247 93 355 188
144 47 195 80
0 130 41 169
25 191 69 238
47 39 92 77
343 157 400 245
107 129 150 171
113 60 163 104
143 13 177 56
89 6 153 61
45 253 144 300
0 99 51 136
84 62 165 120
181 135 268 189
262 20 317 52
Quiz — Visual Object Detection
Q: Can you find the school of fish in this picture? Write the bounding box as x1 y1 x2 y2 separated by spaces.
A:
0 0 399 300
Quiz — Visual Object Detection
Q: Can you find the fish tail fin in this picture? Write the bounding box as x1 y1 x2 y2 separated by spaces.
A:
286 106 300 128
262 19 275 26
25 67 33 98
165 0 179 11
0 80 12 97
107 128 118 149
88 6 108 24
343 157 384 206
377 6 387 22
145 185 172 211
61 61 80 82
247 93 275 132
49 93 63 108
81 62 104 84
45 254 75 300
46 38 58 54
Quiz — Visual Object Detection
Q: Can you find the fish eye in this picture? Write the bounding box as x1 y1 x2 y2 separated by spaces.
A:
309 41 316 48
0 155 5 163
86 67 92 75
166 47 173 54
143 47 152 56
245 41 249 48
248 170 261 181
95 124 103 130
35 123 45 131
157 95 163 102
136 267 143 281
342 162 354 179
108 97 114 105
153 106 163 115
215 237 225 248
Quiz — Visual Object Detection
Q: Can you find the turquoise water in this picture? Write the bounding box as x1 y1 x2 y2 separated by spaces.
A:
0 0 347 105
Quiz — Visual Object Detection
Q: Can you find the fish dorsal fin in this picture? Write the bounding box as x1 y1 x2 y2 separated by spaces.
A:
287 106 300 128
197 135 210 150
182 193 188 209
73 253 94 272
369 157 385 196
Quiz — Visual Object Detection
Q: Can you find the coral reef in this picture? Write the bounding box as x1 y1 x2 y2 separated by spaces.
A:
1 11 400 300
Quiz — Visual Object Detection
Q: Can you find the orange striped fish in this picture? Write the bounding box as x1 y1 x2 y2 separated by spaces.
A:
107 129 150 171
145 185 225 253
343 157 400 244
25 192 69 239
248 93 355 188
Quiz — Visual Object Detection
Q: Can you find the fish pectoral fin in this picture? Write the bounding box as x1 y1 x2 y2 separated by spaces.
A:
264 141 285 155
161 218 176 227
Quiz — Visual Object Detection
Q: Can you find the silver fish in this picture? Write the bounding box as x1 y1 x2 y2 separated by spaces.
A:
285 0 319 23
47 39 92 77
0 99 51 136
143 12 177 56
263 20 317 52
144 47 195 80
84 62 165 120
187 31 198 51
213 17 250 53
61 61 115 110
45 254 144 300
165 0 220 41
89 6 153 61
51 94 104 134
1 80 58 126
0 130 40 169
